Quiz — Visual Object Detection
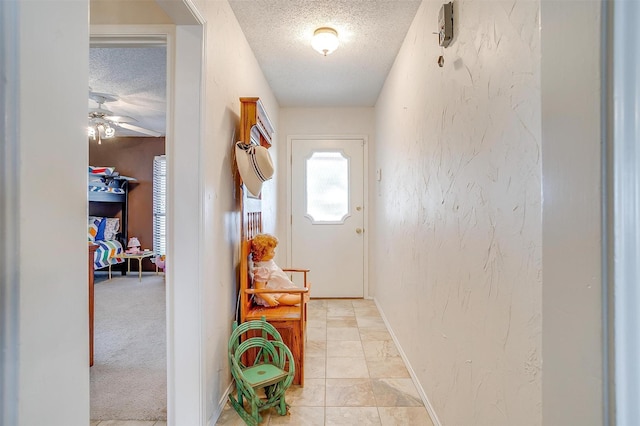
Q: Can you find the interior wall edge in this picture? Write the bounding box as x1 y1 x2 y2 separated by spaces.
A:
0 0 20 423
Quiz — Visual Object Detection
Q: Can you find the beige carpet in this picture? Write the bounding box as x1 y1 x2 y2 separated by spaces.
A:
90 273 167 421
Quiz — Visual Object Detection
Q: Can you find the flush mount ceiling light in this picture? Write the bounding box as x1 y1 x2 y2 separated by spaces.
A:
312 27 339 56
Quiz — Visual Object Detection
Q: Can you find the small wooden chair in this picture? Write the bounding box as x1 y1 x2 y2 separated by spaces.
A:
228 318 295 426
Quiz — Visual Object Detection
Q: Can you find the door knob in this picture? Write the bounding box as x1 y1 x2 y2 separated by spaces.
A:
356 228 363 234
356 206 362 211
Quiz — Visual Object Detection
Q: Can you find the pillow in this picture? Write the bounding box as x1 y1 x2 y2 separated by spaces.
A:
103 218 120 240
89 166 116 176
88 217 102 241
95 217 107 241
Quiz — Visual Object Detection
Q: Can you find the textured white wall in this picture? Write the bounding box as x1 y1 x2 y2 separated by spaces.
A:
374 1 542 425
17 1 90 424
192 1 280 423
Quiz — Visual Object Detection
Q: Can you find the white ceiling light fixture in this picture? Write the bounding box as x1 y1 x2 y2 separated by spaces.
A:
312 27 339 56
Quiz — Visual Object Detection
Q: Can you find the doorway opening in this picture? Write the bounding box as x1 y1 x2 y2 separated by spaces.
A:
89 3 205 422
88 36 168 421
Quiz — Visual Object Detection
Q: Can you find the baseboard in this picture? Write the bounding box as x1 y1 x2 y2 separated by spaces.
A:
373 298 442 426
208 380 235 426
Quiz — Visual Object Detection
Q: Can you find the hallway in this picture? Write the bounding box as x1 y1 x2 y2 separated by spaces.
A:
216 299 433 425
8 0 619 423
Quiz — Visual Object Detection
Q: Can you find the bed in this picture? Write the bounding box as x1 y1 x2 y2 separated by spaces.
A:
88 166 132 273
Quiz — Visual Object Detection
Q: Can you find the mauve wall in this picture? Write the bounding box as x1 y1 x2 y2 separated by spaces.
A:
374 1 542 425
90 137 165 271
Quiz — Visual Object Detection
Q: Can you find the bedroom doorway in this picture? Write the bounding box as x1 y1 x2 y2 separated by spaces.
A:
90 5 205 423
89 17 205 423
88 35 168 421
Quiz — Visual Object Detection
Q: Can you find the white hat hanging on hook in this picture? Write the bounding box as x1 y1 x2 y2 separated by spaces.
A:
235 141 275 197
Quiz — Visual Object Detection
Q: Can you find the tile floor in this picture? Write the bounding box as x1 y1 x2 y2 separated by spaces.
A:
216 299 434 426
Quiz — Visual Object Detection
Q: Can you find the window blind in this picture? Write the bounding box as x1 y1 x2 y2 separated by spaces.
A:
153 155 166 256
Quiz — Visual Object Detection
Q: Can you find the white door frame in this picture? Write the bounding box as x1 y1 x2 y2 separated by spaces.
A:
286 135 369 299
91 11 206 424
612 0 640 423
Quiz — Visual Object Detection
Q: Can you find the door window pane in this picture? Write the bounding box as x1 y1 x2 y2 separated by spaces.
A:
306 151 349 223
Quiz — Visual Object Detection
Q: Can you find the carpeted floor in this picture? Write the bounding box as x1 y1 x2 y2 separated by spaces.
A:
90 273 167 421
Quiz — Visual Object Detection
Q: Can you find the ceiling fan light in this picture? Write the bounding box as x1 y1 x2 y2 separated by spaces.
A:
312 27 339 56
88 126 96 140
104 125 115 138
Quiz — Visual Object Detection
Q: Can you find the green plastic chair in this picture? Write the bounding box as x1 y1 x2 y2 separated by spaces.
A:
228 317 295 425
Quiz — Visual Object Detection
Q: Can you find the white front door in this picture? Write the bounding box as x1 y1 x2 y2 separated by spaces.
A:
290 138 365 298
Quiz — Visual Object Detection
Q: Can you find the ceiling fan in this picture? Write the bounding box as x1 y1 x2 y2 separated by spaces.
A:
88 90 162 142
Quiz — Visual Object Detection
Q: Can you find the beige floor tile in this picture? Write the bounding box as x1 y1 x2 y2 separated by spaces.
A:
305 356 326 379
359 329 393 341
90 421 101 426
325 407 382 425
326 327 360 341
367 358 410 378
327 299 355 308
307 326 328 341
269 406 325 425
286 379 326 406
327 316 358 327
354 306 383 317
152 422 167 426
377 406 434 426
362 341 400 359
214 404 239 426
216 400 273 425
325 378 377 407
308 302 326 311
308 299 328 308
305 340 326 357
327 307 356 317
327 356 370 378
327 340 364 358
95 422 157 426
371 378 423 407
350 299 377 308
308 309 327 321
307 317 327 328
356 317 387 330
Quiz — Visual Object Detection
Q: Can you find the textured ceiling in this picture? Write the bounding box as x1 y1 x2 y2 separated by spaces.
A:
88 1 422 138
89 46 167 137
228 0 422 107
